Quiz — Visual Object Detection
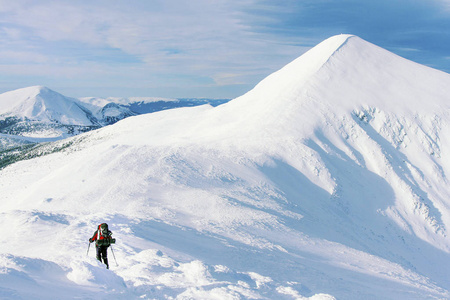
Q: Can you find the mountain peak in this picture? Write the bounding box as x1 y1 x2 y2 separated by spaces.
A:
221 34 359 113
213 34 450 139
0 85 49 100
0 86 96 126
29 85 50 92
313 33 355 52
250 34 356 94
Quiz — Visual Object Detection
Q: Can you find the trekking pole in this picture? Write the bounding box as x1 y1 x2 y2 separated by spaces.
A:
87 242 91 256
110 245 118 266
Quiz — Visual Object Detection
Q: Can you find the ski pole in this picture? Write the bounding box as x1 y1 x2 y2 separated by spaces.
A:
110 245 118 266
87 242 91 256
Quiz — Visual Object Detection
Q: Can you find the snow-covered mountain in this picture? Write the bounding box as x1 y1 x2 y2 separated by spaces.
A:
0 86 100 148
0 86 96 126
1 34 450 299
0 87 229 150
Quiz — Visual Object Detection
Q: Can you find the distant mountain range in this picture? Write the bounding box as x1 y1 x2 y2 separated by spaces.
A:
0 86 229 149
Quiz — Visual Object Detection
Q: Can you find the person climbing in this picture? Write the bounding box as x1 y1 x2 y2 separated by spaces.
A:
89 223 115 269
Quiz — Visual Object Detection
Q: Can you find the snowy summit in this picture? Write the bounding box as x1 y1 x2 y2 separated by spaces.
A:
1 35 450 299
0 86 95 126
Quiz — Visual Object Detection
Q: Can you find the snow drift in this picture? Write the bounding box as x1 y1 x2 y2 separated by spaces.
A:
1 34 450 299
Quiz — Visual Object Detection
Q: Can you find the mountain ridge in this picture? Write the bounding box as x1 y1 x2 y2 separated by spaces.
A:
1 35 450 299
0 86 230 150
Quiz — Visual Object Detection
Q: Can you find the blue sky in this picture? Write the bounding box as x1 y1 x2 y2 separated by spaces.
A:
0 0 449 98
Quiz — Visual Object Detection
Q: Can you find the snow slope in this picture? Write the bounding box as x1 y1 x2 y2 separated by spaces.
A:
78 96 229 125
1 35 450 299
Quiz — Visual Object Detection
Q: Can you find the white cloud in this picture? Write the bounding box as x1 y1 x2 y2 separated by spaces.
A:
0 0 306 91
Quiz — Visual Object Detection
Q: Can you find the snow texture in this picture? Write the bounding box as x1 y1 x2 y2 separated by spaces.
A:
1 34 450 299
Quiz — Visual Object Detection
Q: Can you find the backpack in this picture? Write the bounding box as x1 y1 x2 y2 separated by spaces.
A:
96 223 115 246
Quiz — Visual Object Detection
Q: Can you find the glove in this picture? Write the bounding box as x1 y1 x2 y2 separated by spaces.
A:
89 238 93 243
